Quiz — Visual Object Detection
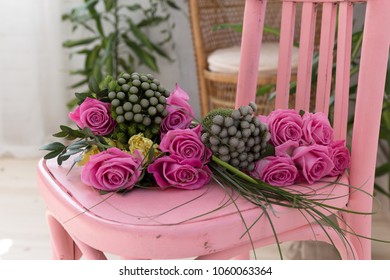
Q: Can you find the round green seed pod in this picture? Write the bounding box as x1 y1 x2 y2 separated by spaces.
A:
240 121 250 129
121 84 130 92
150 83 158 91
143 117 152 126
209 136 220 145
146 73 154 80
145 89 154 98
224 117 234 128
141 82 150 90
140 75 148 82
129 94 139 103
129 86 139 94
249 102 257 112
156 104 164 113
140 99 149 108
159 96 166 104
111 99 121 107
228 137 239 148
115 106 124 115
210 124 221 135
239 106 250 116
220 155 231 162
108 91 116 100
152 79 160 85
148 106 157 116
117 78 126 85
231 158 240 167
122 73 131 80
213 115 224 126
228 126 237 136
132 104 142 113
231 109 241 120
201 132 210 143
124 112 134 121
219 128 228 138
218 146 229 155
117 91 126 100
134 113 143 123
154 116 162 124
154 91 162 98
116 115 125 123
149 97 158 106
132 79 141 87
123 102 132 111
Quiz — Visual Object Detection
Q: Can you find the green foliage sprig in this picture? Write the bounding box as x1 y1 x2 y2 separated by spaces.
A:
62 0 180 103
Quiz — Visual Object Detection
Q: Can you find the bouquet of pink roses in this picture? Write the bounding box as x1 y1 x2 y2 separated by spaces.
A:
41 72 361 259
42 71 351 195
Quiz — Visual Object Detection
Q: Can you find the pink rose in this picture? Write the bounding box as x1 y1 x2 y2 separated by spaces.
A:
147 156 211 190
69 97 116 136
292 144 334 184
275 140 299 157
159 126 212 163
251 156 298 186
302 112 333 145
81 148 143 192
263 109 303 146
160 85 194 136
328 140 350 176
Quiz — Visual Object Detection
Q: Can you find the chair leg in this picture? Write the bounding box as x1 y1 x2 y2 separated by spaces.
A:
47 213 81 260
72 237 107 260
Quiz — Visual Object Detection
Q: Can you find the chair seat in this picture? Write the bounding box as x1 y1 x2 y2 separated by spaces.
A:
37 158 349 259
207 42 299 75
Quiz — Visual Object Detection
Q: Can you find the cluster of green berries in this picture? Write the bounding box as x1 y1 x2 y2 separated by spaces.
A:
108 72 170 143
201 102 270 171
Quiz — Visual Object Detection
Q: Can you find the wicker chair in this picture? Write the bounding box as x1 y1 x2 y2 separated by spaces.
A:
189 0 320 116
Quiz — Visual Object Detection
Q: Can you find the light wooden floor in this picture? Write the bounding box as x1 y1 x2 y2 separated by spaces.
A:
1 157 389 260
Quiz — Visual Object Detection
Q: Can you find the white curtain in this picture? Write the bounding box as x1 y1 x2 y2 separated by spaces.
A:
0 0 68 158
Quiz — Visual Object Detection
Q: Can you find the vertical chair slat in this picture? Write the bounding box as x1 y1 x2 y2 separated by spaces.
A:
275 1 297 109
333 2 353 141
235 0 268 108
315 2 337 116
295 2 317 111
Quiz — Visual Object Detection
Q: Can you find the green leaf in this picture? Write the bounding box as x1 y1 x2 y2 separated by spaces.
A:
70 78 88 89
375 162 390 177
44 150 64 160
127 4 142 11
166 0 180 10
88 76 100 93
85 45 101 71
104 0 115 12
75 91 93 103
40 142 66 151
138 16 168 28
212 23 243 33
256 83 275 97
385 51 390 94
130 20 155 51
62 37 99 48
122 35 159 72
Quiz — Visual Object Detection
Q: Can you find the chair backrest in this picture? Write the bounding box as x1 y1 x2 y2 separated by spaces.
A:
236 0 390 259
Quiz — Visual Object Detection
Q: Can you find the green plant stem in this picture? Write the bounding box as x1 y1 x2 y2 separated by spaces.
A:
211 155 257 184
113 0 119 77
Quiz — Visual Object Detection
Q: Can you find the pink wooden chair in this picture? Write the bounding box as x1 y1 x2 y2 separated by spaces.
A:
37 0 390 260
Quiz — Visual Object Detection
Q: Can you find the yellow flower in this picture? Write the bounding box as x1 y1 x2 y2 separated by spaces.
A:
78 145 100 166
128 133 158 157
